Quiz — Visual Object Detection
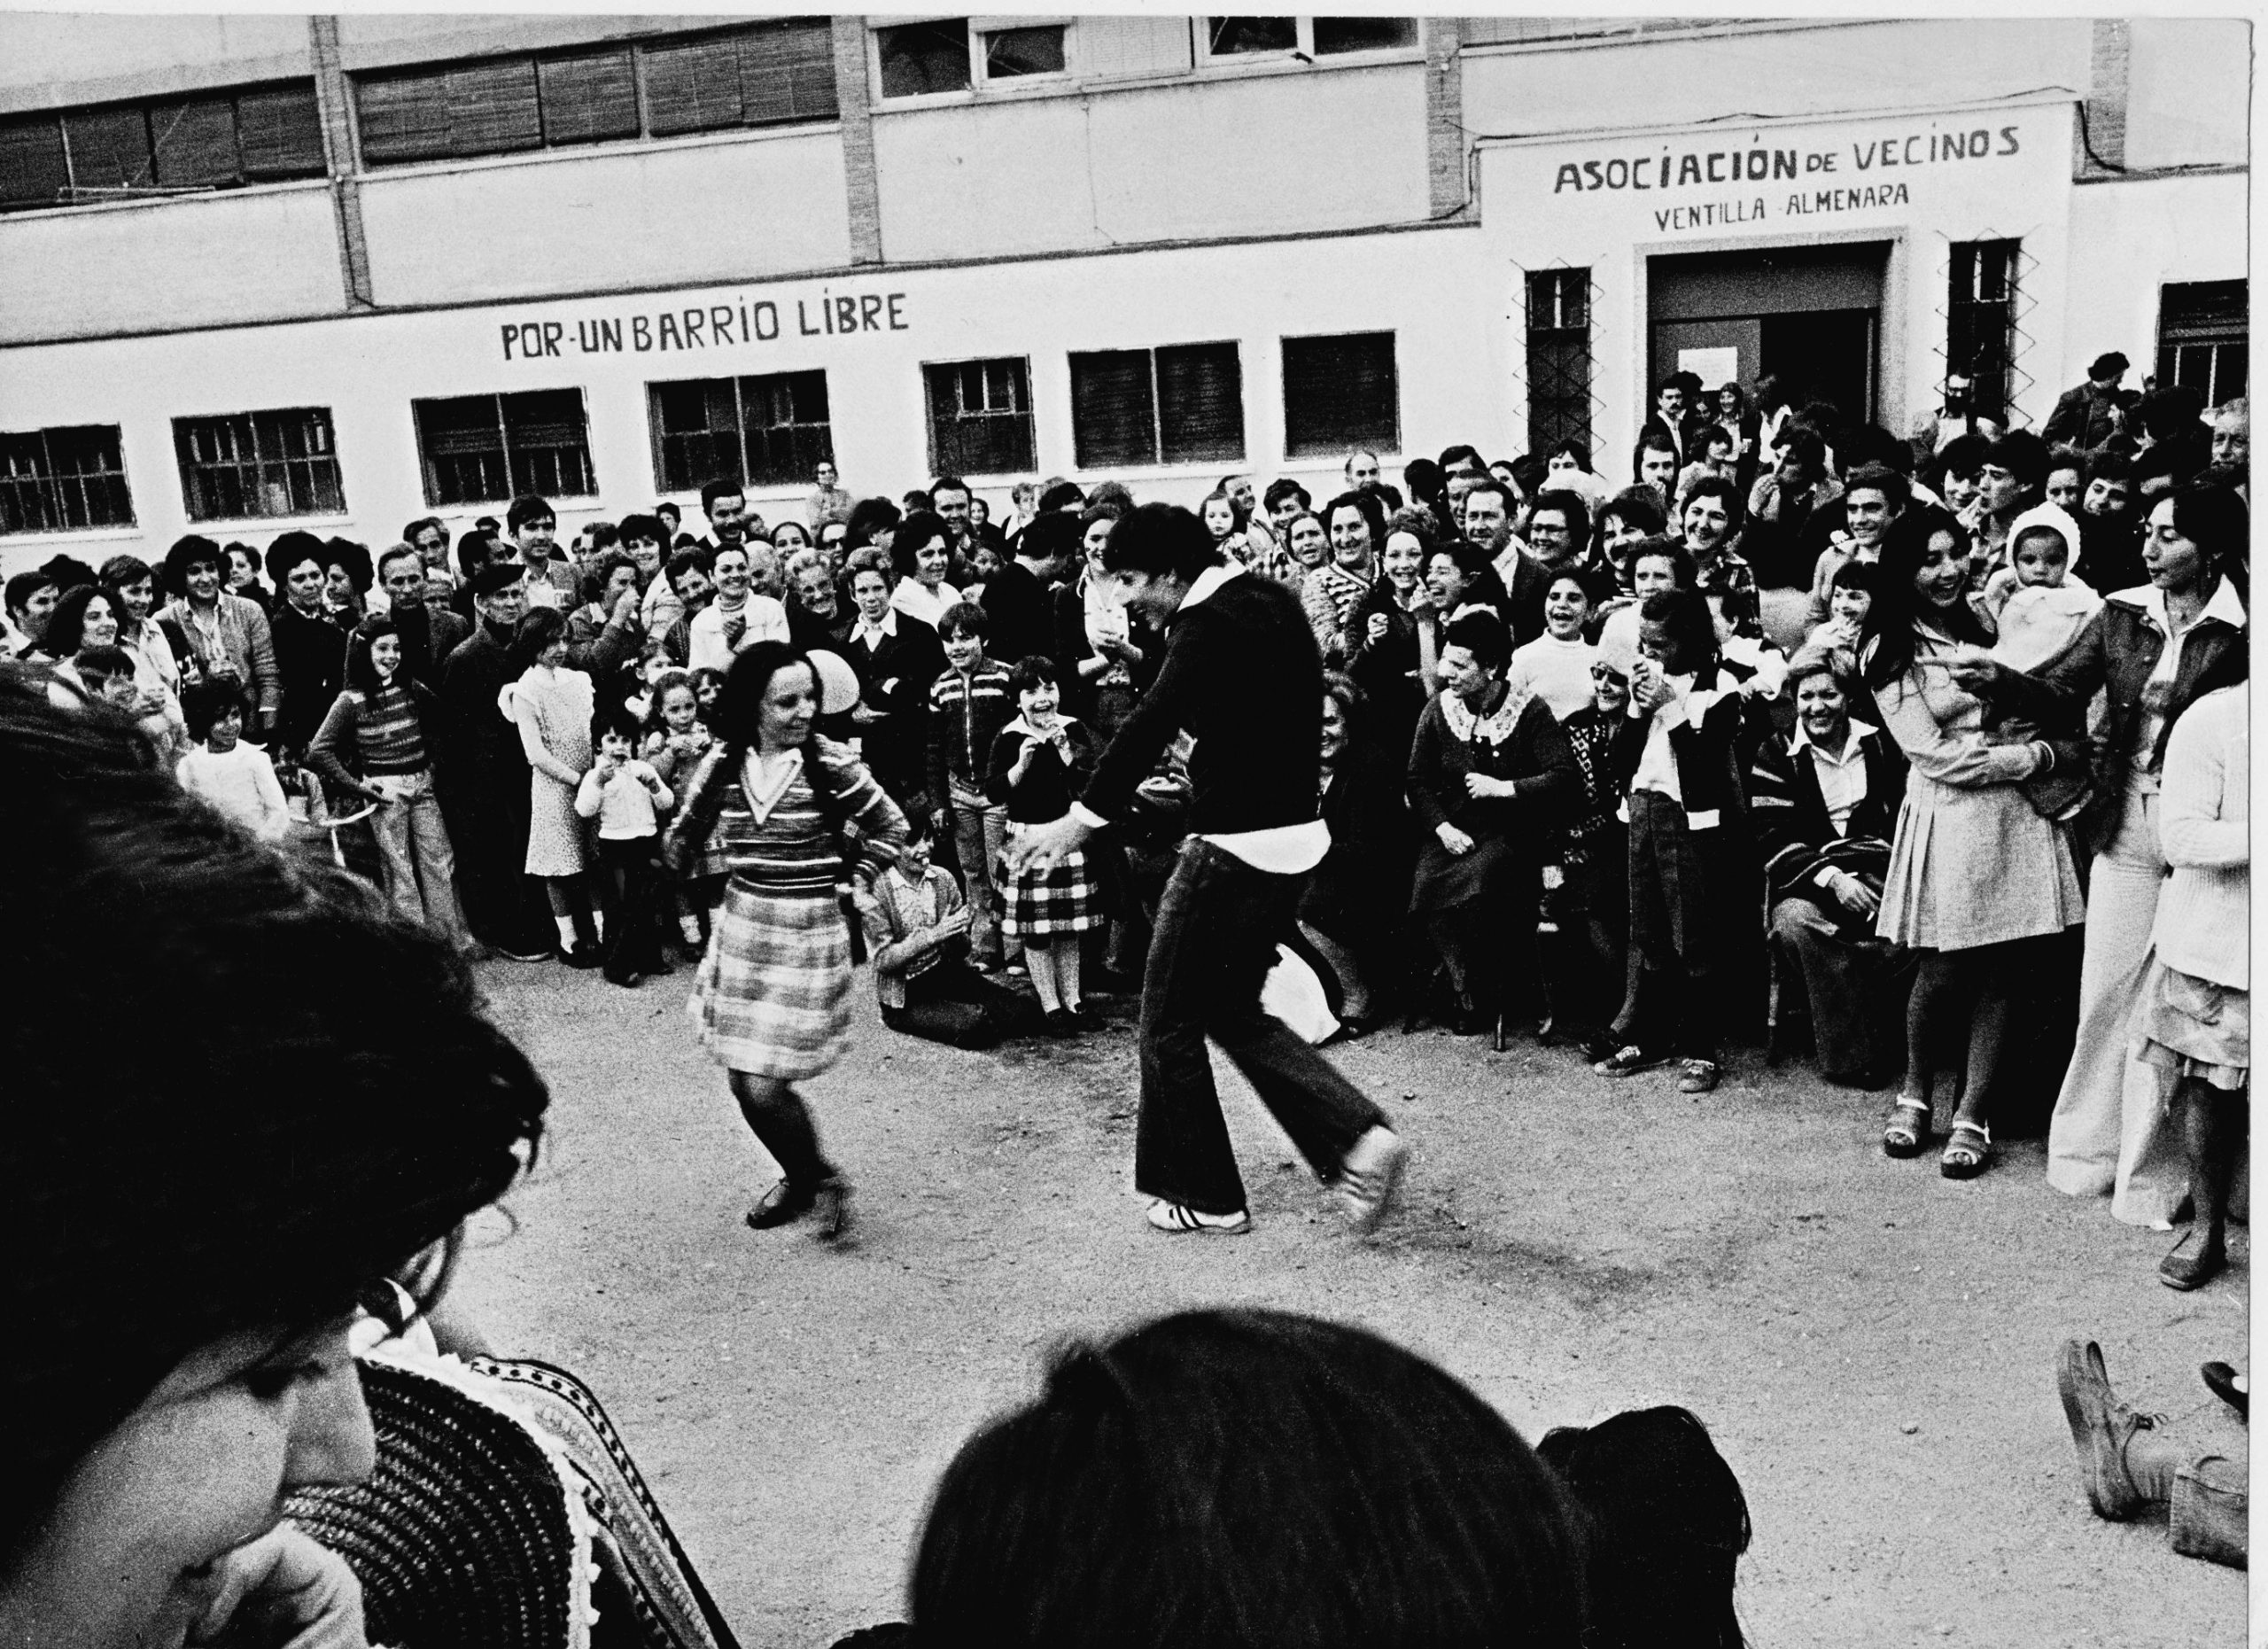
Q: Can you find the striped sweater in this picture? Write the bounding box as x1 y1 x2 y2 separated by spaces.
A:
307 681 431 792
664 736 907 900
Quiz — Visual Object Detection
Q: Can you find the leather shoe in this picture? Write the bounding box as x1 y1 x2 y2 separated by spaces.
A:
2158 1227 2227 1291
2055 1338 2155 1521
2201 1360 2248 1420
745 1178 818 1230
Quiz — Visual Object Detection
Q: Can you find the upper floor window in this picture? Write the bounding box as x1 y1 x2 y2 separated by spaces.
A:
1205 18 1417 58
2158 280 2248 408
413 391 594 507
354 20 835 167
0 425 134 536
175 408 345 521
649 371 835 493
923 358 1036 477
1282 331 1399 459
0 83 323 213
875 19 1068 97
1947 239 2021 426
1070 343 1245 470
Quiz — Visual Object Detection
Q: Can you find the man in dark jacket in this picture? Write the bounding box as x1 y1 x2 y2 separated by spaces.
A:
841 560 946 819
378 545 470 689
2044 352 2138 454
438 563 550 961
979 508 1073 668
1007 503 1405 1239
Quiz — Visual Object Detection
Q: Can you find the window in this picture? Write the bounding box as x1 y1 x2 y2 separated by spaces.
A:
1947 239 2020 425
649 372 835 492
1281 332 1399 459
983 25 1068 78
354 21 835 166
924 358 1036 477
1525 268 1594 455
412 391 594 507
878 19 975 97
1206 18 1417 58
2158 280 2248 406
0 83 322 212
1464 18 1728 47
0 425 134 536
174 408 345 521
1070 343 1245 469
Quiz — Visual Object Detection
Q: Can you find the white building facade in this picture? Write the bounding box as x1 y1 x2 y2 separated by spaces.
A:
0 14 2248 572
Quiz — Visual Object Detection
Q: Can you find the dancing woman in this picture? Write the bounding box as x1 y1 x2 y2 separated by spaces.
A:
664 641 907 1240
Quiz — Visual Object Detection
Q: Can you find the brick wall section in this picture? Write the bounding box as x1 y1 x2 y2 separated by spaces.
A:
833 15 884 264
1425 17 1468 219
307 14 373 309
2083 17 2130 174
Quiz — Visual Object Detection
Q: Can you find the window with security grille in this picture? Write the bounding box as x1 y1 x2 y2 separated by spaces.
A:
1525 268 1594 456
413 391 594 507
0 83 322 211
1070 344 1245 470
1948 239 2020 424
2157 280 2248 407
1281 332 1399 459
649 372 835 492
924 358 1036 477
877 19 975 97
0 425 134 535
174 408 346 521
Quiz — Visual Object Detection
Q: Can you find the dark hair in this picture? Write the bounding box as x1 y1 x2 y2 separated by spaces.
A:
930 474 971 503
1262 478 1310 514
1460 478 1514 517
2082 447 2132 486
99 554 156 594
1840 463 1910 514
322 539 374 596
72 644 134 688
1530 488 1592 544
0 673 547 1546
656 501 681 524
666 543 716 586
893 511 951 581
1007 654 1060 696
1199 487 1247 536
6 571 56 618
265 530 329 591
844 496 903 553
696 478 742 514
1402 457 1445 503
1438 442 1484 473
1085 480 1135 513
1934 432 1991 486
1775 429 1827 478
401 515 445 547
1632 430 1680 474
1829 557 1884 596
618 512 665 548
2089 351 2131 379
937 600 989 640
1982 430 2049 493
2163 482 2249 583
1317 489 1386 555
1536 1406 1750 1649
1078 502 1126 535
180 677 243 742
1841 422 1915 478
1425 536 1503 597
1020 510 1084 565
1676 475 1744 535
1697 424 1736 456
1443 608 1512 674
376 544 426 587
583 550 639 608
42 584 111 657
1627 535 1696 587
643 668 699 736
902 489 936 515
1545 439 1594 472
712 641 816 747
1038 480 1089 514
342 616 398 697
1596 488 1666 544
37 554 97 593
593 697 643 743
455 529 498 581
507 494 555 533
1715 381 1751 417
1860 505 1987 688
507 607 570 674
163 533 225 597
911 1308 1585 1649
1101 502 1224 584
1638 587 1718 676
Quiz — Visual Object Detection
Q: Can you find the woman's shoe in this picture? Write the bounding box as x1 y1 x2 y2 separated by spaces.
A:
2159 1227 2227 1291
558 945 605 970
810 1178 852 1243
745 1178 818 1230
1883 1098 1931 1159
1043 1009 1081 1038
1939 1119 1992 1179
2201 1360 2248 1420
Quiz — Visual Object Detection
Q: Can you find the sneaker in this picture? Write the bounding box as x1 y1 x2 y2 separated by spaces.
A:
1678 1058 1720 1094
2054 1339 2162 1521
1593 1044 1671 1078
498 945 553 964
1146 1199 1252 1235
1337 1126 1409 1233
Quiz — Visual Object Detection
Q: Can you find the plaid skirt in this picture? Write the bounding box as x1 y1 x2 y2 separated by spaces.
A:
686 882 854 1079
998 833 1102 940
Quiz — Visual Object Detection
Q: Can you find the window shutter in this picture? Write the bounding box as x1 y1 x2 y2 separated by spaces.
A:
1312 18 1417 53
537 48 640 146
1069 351 1158 470
63 106 155 192
447 59 542 157
418 396 506 457
643 34 747 136
148 96 239 188
0 116 69 209
1157 343 1244 464
356 71 454 165
502 389 586 450
741 19 839 125
1282 332 1399 457
877 19 974 97
237 84 326 177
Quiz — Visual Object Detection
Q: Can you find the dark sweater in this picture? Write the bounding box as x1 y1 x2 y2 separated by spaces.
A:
979 559 1056 671
986 717 1097 824
269 602 347 753
1079 568 1323 838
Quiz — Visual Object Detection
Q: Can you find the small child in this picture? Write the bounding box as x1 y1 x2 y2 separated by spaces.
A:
690 665 726 724
986 655 1103 1031
575 702 675 987
856 813 1037 1050
1504 572 1597 721
175 678 289 841
1806 558 1880 657
641 669 726 953
1985 503 2101 670
928 602 1015 971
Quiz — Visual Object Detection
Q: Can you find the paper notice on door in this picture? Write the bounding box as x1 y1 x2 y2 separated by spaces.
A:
1678 346 1741 392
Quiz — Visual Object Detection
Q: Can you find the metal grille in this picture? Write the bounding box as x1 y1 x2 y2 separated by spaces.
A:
1947 239 2023 424
174 408 346 521
2157 280 2248 406
0 425 135 535
649 372 835 491
1524 266 1596 456
414 391 594 507
924 359 1037 476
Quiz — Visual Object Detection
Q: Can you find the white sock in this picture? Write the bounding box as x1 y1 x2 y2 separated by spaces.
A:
555 914 578 948
591 908 607 942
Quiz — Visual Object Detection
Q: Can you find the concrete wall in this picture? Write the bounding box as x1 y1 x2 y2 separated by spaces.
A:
0 13 313 111
2061 170 2250 392
2124 18 2250 171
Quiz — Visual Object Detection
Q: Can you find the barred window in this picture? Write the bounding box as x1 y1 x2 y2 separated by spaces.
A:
1206 19 1416 58
923 358 1036 477
1282 332 1399 459
174 408 345 521
2158 280 2248 407
0 83 322 212
1525 268 1594 455
1070 343 1245 469
649 371 835 492
0 425 135 536
1947 239 2020 425
413 391 595 507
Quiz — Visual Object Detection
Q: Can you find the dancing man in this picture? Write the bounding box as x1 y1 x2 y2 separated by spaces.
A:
1008 502 1406 1235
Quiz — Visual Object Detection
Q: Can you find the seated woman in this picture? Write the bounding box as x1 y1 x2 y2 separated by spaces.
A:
1406 610 1577 1043
0 662 549 1645
857 813 1038 1051
1750 654 1912 1085
908 1307 1585 1647
1298 672 1411 1034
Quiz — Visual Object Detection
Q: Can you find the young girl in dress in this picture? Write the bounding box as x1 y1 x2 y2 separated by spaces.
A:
1505 572 1598 721
501 607 598 965
987 654 1102 1032
644 668 729 953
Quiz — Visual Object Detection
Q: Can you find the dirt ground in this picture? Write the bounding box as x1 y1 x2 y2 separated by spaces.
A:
453 959 2248 1649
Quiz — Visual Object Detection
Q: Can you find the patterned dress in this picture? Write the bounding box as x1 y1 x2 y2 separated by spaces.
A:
501 665 594 877
666 737 906 1079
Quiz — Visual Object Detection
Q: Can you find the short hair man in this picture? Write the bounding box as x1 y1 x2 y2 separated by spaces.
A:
699 477 748 552
930 475 975 553
2044 350 2137 452
507 494 579 610
4 571 58 657
402 517 449 573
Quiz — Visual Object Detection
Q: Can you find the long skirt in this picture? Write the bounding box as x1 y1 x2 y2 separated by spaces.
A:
687 882 853 1080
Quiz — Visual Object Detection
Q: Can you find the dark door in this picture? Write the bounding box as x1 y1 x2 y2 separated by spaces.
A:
1759 309 1878 430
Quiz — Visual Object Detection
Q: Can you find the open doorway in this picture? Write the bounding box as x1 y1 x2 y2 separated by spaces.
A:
1649 243 1889 429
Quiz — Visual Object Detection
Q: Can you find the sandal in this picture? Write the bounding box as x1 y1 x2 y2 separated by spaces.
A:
1939 1119 1992 1180
1882 1099 1930 1158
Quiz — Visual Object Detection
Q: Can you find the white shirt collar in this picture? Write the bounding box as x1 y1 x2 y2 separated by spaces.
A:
1790 717 1878 760
2127 575 2248 634
1179 561 1243 611
1001 712 1079 740
856 609 899 640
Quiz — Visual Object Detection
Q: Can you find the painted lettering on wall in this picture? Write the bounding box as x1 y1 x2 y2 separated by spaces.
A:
500 288 909 361
1551 122 2022 195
